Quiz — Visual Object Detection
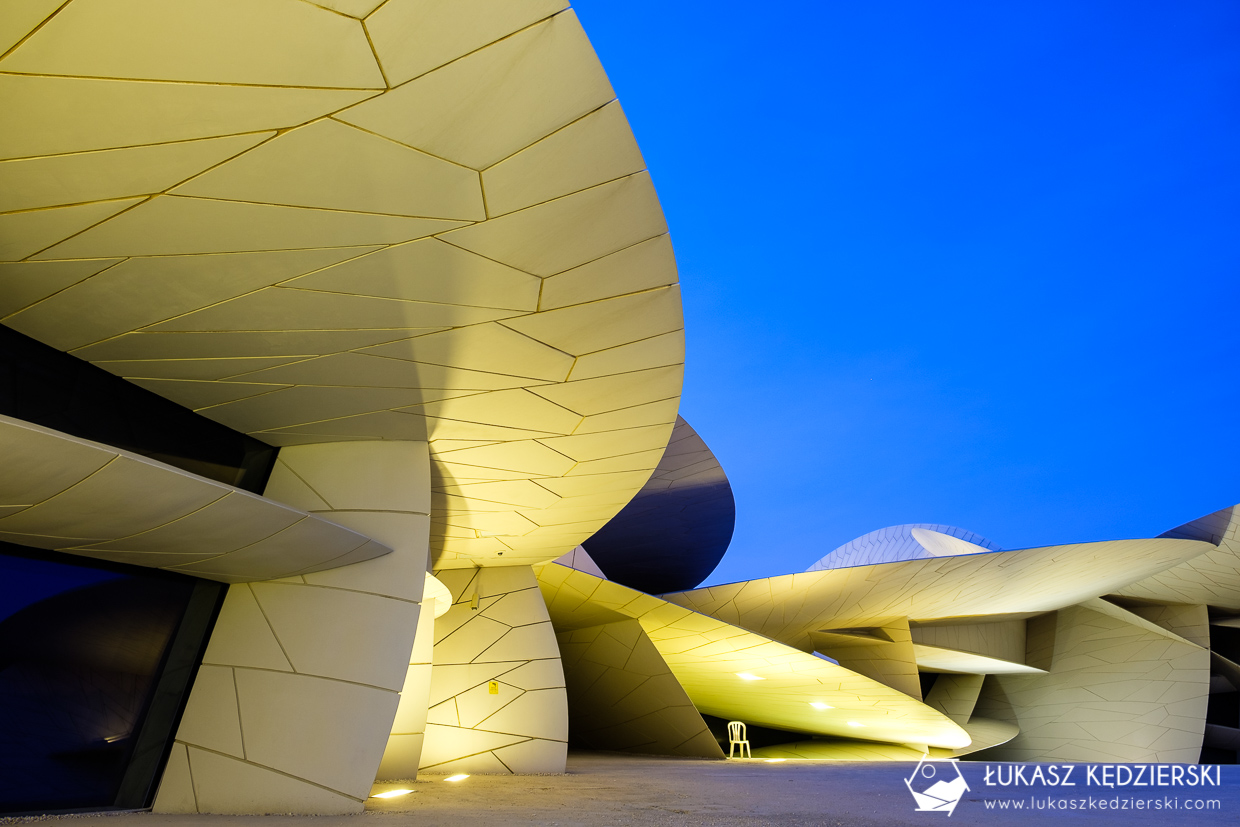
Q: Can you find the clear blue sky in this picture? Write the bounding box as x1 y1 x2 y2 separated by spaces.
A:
572 1 1240 586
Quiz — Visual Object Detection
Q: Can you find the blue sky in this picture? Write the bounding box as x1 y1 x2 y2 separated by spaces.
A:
572 1 1240 585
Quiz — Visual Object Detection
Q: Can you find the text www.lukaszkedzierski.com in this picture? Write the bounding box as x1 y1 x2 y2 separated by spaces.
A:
984 796 1221 811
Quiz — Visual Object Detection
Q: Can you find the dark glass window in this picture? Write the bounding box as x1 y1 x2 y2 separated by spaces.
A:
0 544 224 815
0 324 276 493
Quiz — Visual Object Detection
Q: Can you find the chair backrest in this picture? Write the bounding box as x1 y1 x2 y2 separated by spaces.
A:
728 720 746 741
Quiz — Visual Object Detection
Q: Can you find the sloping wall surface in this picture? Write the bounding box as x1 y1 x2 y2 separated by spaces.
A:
557 619 723 758
153 441 430 813
972 599 1209 763
420 566 568 774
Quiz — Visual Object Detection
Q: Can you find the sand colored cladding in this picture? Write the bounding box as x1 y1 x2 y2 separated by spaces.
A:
810 619 921 700
377 598 438 780
0 2 687 576
972 598 1210 763
557 619 723 758
420 565 568 774
153 442 431 814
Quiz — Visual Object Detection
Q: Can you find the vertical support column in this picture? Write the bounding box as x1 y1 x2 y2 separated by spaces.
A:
417 565 568 774
376 597 438 779
153 442 430 814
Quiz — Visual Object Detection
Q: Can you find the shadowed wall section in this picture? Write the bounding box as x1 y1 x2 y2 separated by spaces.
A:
583 417 734 594
557 619 723 758
972 599 1209 763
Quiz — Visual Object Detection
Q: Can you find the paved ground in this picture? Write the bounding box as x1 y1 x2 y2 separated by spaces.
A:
6 753 1239 827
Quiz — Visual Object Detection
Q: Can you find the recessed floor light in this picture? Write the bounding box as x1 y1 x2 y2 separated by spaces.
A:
809 702 833 710
444 774 470 782
765 758 787 763
735 672 764 681
370 789 413 799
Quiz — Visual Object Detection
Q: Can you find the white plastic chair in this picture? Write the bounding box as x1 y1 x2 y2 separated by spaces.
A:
728 720 751 758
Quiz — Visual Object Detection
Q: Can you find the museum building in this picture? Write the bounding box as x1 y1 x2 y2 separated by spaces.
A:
1 0 1238 816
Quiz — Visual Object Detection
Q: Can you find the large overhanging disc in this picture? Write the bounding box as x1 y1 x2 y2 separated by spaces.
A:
0 1 685 570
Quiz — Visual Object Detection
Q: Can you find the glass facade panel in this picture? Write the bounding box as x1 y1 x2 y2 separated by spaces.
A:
0 544 224 815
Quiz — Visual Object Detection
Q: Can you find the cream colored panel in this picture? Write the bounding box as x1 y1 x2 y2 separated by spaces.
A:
538 564 970 751
366 0 568 86
537 425 675 463
377 733 425 780
2 0 384 88
0 455 224 540
913 645 1045 675
272 441 431 513
0 258 120 317
305 0 385 17
377 600 436 780
337 11 611 169
202 585 293 671
973 600 1209 763
442 173 665 276
949 717 1021 757
194 389 426 433
176 120 482 220
484 102 644 216
569 332 685 381
287 239 539 311
572 398 682 434
184 747 362 814
151 743 196 813
95 356 306 381
0 75 375 159
167 517 374 581
0 134 271 213
811 620 922 700
910 618 1027 664
1118 506 1240 609
79 490 302 555
418 725 526 770
302 515 431 598
0 198 143 261
124 379 286 411
0 0 67 55
540 234 678 309
911 527 994 557
421 565 567 773
557 620 723 758
235 669 400 797
175 665 244 758
224 354 515 393
751 740 927 761
6 247 377 350
364 322 569 378
249 583 418 690
924 674 985 725
667 537 1214 652
509 288 682 358
149 287 507 333
434 441 577 477
531 366 684 416
36 196 466 259
72 329 414 361
437 480 561 510
551 546 608 579
0 415 113 504
1122 601 1210 648
490 738 568 773
417 390 580 435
